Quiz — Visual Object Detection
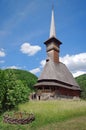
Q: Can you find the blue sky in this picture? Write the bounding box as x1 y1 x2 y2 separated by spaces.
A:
0 0 86 77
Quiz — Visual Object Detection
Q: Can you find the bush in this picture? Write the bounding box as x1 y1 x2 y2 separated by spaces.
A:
0 69 30 112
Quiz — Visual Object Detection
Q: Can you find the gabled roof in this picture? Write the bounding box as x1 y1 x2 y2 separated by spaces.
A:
37 58 80 90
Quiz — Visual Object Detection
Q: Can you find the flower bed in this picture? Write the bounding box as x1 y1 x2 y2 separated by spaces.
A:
3 112 35 125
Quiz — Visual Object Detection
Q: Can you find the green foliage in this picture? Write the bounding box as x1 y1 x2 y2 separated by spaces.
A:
75 74 86 99
5 69 38 91
0 69 37 112
0 100 86 130
0 70 5 112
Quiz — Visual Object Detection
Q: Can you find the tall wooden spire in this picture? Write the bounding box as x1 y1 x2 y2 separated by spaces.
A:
50 7 56 38
44 7 62 63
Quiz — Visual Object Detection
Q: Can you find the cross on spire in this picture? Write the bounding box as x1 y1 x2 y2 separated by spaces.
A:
50 6 56 38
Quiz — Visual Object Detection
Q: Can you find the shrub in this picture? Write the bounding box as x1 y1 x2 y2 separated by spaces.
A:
0 69 30 112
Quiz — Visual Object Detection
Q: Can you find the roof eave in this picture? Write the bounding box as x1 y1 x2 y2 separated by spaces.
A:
44 36 62 45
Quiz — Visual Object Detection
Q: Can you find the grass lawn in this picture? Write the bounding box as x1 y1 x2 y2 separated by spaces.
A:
0 99 86 130
39 116 86 130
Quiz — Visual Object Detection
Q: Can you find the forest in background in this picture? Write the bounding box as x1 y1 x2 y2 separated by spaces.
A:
75 74 86 99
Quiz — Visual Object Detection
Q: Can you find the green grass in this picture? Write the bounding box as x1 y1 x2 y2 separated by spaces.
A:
39 116 86 130
0 99 86 130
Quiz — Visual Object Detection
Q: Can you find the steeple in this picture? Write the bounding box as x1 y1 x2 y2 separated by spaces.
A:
34 6 81 100
50 7 56 38
44 7 62 63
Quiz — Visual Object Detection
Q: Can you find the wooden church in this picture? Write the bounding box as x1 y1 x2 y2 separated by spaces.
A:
34 8 81 100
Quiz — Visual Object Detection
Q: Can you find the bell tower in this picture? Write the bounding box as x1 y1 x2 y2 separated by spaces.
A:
44 8 62 63
34 6 81 100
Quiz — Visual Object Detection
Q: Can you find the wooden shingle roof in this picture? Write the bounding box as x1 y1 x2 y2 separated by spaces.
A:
35 58 80 90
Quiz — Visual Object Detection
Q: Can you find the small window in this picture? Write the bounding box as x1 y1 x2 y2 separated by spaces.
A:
46 59 49 62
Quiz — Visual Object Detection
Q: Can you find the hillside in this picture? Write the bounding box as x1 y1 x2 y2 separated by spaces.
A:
3 69 38 90
75 74 86 99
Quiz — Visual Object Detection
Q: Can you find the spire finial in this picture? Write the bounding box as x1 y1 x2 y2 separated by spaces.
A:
50 5 56 38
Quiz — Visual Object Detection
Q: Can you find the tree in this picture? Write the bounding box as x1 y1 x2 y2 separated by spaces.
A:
1 69 30 111
0 69 37 112
0 70 5 113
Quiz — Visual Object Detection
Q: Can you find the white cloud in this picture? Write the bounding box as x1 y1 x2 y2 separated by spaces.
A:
7 66 21 69
20 43 41 56
73 71 86 77
30 68 40 74
40 60 46 68
60 53 86 77
0 48 6 57
29 60 46 75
